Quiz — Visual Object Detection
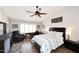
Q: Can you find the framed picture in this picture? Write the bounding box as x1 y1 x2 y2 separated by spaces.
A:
37 25 40 28
51 17 63 23
12 24 18 28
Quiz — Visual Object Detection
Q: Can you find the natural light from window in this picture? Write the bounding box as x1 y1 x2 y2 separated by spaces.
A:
20 24 37 34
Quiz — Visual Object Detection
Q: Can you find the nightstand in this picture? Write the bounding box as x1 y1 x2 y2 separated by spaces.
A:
64 40 79 53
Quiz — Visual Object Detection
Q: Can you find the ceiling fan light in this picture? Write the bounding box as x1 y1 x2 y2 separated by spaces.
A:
39 8 41 11
36 6 39 8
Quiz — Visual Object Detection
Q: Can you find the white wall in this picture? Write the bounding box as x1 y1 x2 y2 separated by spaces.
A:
9 19 42 32
43 6 79 41
0 8 9 33
0 8 9 23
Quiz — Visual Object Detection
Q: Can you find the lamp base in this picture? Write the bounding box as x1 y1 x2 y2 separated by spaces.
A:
68 35 69 40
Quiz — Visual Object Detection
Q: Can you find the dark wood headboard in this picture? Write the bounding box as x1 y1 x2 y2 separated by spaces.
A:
49 27 66 42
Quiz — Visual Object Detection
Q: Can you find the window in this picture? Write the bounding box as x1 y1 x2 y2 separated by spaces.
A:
20 24 25 34
20 24 36 34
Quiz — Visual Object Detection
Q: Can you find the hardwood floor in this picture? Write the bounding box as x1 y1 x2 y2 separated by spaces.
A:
10 38 74 53
21 38 38 53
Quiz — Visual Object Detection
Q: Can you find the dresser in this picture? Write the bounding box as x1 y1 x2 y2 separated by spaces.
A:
64 40 79 53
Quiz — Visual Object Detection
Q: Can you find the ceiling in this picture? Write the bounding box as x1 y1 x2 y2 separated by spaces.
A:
1 6 65 22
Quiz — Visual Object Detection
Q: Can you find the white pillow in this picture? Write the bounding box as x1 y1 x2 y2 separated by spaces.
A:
47 31 57 35
47 31 63 38
48 31 63 37
48 31 57 34
56 32 63 37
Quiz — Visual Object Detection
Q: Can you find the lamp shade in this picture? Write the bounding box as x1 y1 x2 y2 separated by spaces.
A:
66 29 72 35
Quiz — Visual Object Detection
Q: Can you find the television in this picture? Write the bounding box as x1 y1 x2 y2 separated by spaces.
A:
0 22 6 36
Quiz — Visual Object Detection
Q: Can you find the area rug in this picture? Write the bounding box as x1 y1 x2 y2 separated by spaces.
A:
10 42 23 53
9 39 36 53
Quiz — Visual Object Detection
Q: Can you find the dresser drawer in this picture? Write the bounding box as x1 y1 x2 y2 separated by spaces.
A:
65 40 79 52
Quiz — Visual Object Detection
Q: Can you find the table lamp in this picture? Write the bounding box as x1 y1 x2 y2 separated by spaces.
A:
66 29 72 40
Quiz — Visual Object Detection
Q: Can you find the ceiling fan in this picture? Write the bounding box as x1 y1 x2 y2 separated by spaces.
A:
26 6 47 17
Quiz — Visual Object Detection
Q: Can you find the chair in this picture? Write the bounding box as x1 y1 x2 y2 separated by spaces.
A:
12 31 25 43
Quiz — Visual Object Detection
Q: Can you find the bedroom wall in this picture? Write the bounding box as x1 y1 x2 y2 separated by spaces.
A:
9 19 42 33
0 8 10 33
42 6 79 41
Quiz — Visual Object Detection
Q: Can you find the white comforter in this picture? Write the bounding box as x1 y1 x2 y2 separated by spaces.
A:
32 32 64 53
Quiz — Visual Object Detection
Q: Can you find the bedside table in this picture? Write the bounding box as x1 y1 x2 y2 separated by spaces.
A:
64 40 79 53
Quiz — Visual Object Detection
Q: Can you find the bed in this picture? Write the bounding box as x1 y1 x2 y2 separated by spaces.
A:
32 27 66 53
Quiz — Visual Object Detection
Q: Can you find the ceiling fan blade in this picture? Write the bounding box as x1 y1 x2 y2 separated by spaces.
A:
26 11 33 13
38 14 41 17
30 14 35 17
39 13 47 15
